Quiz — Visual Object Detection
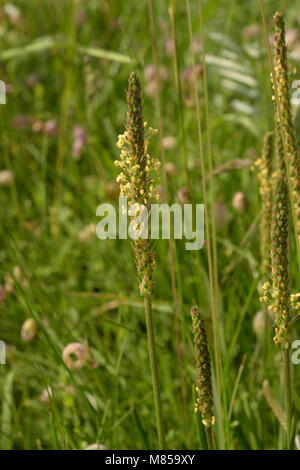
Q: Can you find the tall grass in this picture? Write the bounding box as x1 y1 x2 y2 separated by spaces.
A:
259 2 298 449
114 72 165 448
148 0 189 433
1 0 300 451
186 0 225 448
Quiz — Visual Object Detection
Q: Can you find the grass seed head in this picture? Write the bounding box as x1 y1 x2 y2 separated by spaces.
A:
191 307 214 427
21 318 37 343
255 131 273 274
62 342 88 370
273 11 300 245
270 178 291 348
115 72 160 295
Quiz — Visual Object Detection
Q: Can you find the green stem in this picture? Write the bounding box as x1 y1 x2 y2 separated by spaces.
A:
186 0 224 448
169 2 190 195
205 426 215 450
148 0 189 441
53 1 76 208
198 0 226 447
282 348 293 448
144 294 165 449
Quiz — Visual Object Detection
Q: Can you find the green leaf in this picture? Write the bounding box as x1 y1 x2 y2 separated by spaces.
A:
0 37 134 65
77 46 134 64
0 37 55 60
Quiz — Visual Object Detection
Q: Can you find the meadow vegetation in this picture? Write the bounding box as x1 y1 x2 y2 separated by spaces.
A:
0 0 300 450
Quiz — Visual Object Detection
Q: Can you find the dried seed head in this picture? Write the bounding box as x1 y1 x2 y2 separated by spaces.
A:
165 161 178 177
0 170 14 186
62 342 87 370
21 318 37 342
39 386 53 403
191 307 214 427
84 443 107 450
232 191 246 213
177 187 190 205
162 136 176 150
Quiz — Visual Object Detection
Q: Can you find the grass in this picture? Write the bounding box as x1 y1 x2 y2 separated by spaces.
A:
0 0 300 450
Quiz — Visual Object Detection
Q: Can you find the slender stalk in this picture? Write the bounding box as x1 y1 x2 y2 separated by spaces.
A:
52 1 76 232
198 0 227 444
198 0 219 309
169 0 207 342
148 0 189 427
144 294 165 449
186 0 224 448
282 348 292 447
168 1 190 194
115 72 165 449
205 426 215 450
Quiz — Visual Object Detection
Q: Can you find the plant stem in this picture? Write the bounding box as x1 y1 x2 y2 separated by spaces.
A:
198 0 227 445
186 0 224 448
205 426 215 450
53 1 76 209
144 293 165 449
169 1 190 195
148 0 189 434
282 348 293 448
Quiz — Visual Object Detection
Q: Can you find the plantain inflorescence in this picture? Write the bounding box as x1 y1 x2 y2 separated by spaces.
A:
191 307 214 428
273 11 300 245
114 72 161 295
260 178 291 348
255 131 273 275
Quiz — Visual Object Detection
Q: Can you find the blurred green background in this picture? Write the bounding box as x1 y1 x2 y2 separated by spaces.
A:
0 0 300 450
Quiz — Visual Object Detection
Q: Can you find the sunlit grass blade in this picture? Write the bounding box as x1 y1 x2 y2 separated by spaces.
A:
1 371 14 450
186 0 225 448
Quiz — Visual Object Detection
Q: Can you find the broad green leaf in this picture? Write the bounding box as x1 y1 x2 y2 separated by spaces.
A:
77 46 134 64
0 37 55 60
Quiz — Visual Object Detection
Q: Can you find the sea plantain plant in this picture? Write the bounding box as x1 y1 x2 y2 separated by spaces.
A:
114 71 165 449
